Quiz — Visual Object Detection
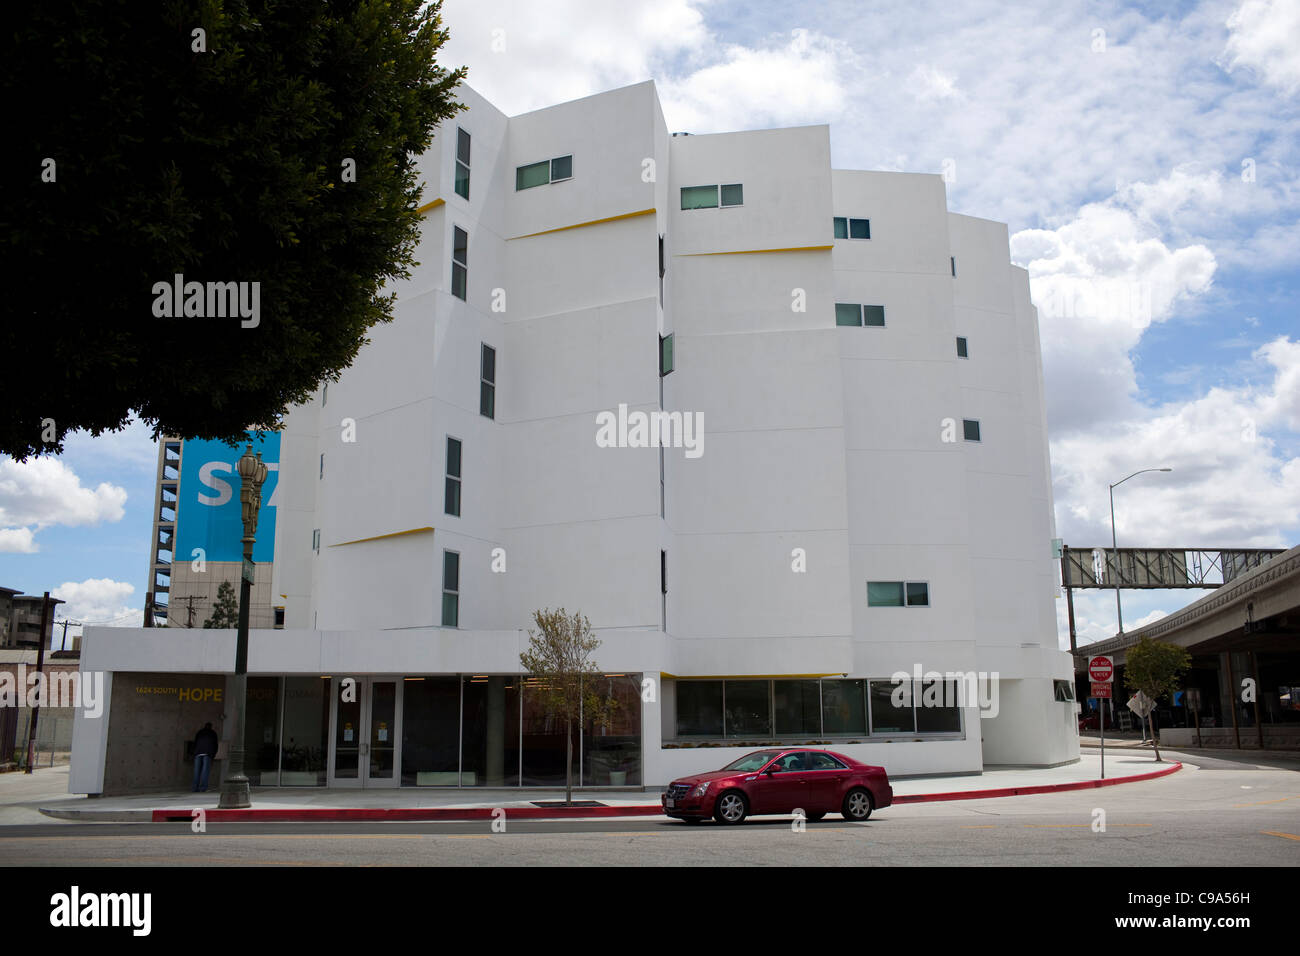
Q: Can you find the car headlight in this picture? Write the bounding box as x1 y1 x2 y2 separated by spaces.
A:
692 781 711 797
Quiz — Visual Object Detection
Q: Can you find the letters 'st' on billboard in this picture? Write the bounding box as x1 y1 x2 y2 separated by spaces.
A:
175 431 281 563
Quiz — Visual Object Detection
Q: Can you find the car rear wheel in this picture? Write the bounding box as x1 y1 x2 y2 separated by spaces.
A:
713 790 748 825
842 788 873 821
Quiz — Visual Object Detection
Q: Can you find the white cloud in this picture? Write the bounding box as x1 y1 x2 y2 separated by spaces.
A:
907 64 962 102
52 578 140 640
1220 0 1300 93
0 457 128 552
0 528 37 554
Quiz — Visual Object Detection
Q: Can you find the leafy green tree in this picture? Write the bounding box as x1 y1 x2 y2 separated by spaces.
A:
1123 636 1191 762
203 580 240 629
1 0 465 460
519 609 618 804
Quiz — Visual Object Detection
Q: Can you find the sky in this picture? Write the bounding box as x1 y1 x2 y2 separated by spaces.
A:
2 0 1297 649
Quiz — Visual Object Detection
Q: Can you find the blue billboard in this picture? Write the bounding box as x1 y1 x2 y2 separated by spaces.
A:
175 431 281 564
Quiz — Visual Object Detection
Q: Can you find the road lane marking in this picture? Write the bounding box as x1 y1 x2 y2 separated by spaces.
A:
1261 831 1300 842
1232 795 1300 807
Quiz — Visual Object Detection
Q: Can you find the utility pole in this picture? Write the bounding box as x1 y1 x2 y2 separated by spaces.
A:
24 593 52 774
54 619 82 652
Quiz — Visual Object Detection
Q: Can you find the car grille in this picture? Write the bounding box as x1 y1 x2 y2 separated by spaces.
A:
666 783 692 799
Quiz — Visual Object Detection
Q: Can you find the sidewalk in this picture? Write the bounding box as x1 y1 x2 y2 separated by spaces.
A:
5 752 1185 824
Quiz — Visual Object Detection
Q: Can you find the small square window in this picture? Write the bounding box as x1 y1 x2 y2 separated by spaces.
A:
835 303 862 327
516 160 550 190
861 305 885 327
681 185 718 210
849 218 870 239
906 582 929 606
963 419 981 442
833 217 848 239
956 336 968 358
1054 680 1075 702
550 155 572 181
867 581 905 607
720 183 743 207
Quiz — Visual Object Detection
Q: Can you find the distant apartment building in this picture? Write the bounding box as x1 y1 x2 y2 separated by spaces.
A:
0 587 62 649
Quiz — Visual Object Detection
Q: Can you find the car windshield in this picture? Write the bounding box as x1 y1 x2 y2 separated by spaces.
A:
720 751 781 772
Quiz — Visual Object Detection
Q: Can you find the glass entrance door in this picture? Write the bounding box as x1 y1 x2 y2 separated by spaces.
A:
328 677 401 788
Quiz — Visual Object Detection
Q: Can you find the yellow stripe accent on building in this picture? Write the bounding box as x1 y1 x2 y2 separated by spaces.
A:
680 244 833 257
509 207 656 240
416 198 445 215
660 672 842 680
329 526 435 548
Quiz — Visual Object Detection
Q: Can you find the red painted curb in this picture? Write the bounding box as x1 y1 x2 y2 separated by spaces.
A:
150 763 1181 822
152 805 668 823
892 761 1182 804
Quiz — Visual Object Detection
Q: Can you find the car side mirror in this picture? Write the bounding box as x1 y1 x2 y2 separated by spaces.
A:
764 765 779 774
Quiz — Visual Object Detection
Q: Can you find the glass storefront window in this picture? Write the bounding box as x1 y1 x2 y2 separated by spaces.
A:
676 680 723 736
916 680 962 733
725 680 771 737
244 676 281 786
821 679 867 735
583 675 642 787
870 679 915 734
461 675 520 787
773 680 820 736
401 677 461 786
281 677 330 786
521 677 574 786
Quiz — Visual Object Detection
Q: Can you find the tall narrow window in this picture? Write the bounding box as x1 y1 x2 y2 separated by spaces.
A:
312 529 320 553
660 550 667 630
956 336 969 358
444 437 462 516
442 550 459 627
660 333 674 376
319 453 324 479
480 344 496 419
455 128 471 200
951 256 956 277
659 235 665 307
451 227 468 300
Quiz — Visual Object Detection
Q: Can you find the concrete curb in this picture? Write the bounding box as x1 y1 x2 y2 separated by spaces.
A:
37 762 1183 823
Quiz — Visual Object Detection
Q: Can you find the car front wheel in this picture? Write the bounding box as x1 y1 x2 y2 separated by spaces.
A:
842 788 873 821
713 791 748 825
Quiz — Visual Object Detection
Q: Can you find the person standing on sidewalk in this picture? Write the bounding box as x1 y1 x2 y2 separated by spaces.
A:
192 722 219 793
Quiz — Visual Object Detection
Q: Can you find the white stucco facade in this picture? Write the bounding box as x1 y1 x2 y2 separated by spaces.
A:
72 80 1077 794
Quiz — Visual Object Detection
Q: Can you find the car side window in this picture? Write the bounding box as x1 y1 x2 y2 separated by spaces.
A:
769 753 799 772
809 753 847 771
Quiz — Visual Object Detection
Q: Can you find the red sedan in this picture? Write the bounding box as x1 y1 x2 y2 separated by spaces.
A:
661 748 893 825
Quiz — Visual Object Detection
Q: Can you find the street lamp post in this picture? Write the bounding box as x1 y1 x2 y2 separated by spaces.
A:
1108 467 1172 637
219 443 268 809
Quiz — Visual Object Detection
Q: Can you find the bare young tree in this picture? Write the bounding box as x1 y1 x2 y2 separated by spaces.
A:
519 608 617 804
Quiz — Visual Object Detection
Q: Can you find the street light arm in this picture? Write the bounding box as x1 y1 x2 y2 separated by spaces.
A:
1110 467 1172 490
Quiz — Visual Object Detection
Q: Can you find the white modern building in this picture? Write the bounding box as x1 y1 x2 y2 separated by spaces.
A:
71 80 1077 795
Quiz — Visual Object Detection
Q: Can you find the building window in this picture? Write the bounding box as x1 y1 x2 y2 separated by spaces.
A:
312 529 320 552
480 344 496 419
660 549 667 630
680 184 743 210
956 336 968 358
867 581 929 607
1054 680 1075 702
322 383 327 406
442 550 459 627
659 333 674 376
951 256 956 277
833 217 870 239
444 437 462 516
835 303 886 327
963 419 981 442
451 226 468 300
455 127 471 200
274 607 285 628
515 155 573 190
319 453 324 479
